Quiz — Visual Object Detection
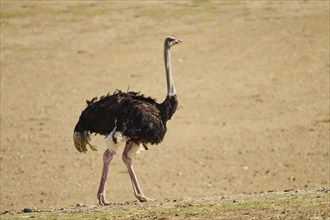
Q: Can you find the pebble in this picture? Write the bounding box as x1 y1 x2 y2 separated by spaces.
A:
23 208 33 213
75 203 83 207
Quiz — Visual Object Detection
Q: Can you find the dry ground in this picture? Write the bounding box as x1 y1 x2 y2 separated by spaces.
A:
1 189 330 219
0 0 329 217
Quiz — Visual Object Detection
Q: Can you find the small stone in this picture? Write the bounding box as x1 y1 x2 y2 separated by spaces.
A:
75 203 83 207
288 176 296 181
23 208 32 213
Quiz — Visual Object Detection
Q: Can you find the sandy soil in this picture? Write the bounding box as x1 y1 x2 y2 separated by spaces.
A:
0 0 329 214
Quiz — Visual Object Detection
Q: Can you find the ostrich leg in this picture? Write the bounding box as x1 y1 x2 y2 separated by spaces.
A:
97 149 113 206
122 142 154 202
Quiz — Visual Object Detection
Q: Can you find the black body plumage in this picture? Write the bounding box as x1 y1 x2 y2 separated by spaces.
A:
74 90 178 151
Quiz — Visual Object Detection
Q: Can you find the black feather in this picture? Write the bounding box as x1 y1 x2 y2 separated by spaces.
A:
74 90 177 146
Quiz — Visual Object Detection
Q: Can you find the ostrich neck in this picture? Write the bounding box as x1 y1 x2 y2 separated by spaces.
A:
164 44 176 97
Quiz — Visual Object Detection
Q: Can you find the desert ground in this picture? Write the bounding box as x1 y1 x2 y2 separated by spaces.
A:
0 0 329 218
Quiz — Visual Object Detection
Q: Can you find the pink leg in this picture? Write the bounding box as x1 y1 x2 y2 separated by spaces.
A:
122 142 154 202
97 149 113 206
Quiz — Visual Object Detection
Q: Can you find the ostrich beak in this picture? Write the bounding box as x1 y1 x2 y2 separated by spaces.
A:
174 39 182 45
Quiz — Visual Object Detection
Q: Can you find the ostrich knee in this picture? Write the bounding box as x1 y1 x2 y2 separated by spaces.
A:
122 143 144 165
122 146 132 166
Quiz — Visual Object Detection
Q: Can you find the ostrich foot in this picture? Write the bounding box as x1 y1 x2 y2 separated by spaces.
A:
97 193 111 206
136 194 155 202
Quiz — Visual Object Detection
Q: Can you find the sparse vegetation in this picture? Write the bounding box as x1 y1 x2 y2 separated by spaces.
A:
1 190 329 219
1 10 35 19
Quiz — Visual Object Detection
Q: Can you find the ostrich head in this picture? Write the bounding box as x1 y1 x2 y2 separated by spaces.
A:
165 36 182 48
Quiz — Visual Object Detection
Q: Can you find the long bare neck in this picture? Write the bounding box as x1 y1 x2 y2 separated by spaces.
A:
164 42 176 97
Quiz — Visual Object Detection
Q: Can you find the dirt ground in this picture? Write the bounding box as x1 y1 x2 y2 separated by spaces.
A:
2 188 330 219
0 0 329 215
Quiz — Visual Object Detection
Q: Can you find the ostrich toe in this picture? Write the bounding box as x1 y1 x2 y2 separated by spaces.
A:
97 193 111 206
136 194 155 202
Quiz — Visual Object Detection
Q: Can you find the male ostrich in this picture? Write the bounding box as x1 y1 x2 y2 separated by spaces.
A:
73 36 182 205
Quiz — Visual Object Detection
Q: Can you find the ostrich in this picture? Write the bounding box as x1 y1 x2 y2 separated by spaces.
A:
73 36 182 205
